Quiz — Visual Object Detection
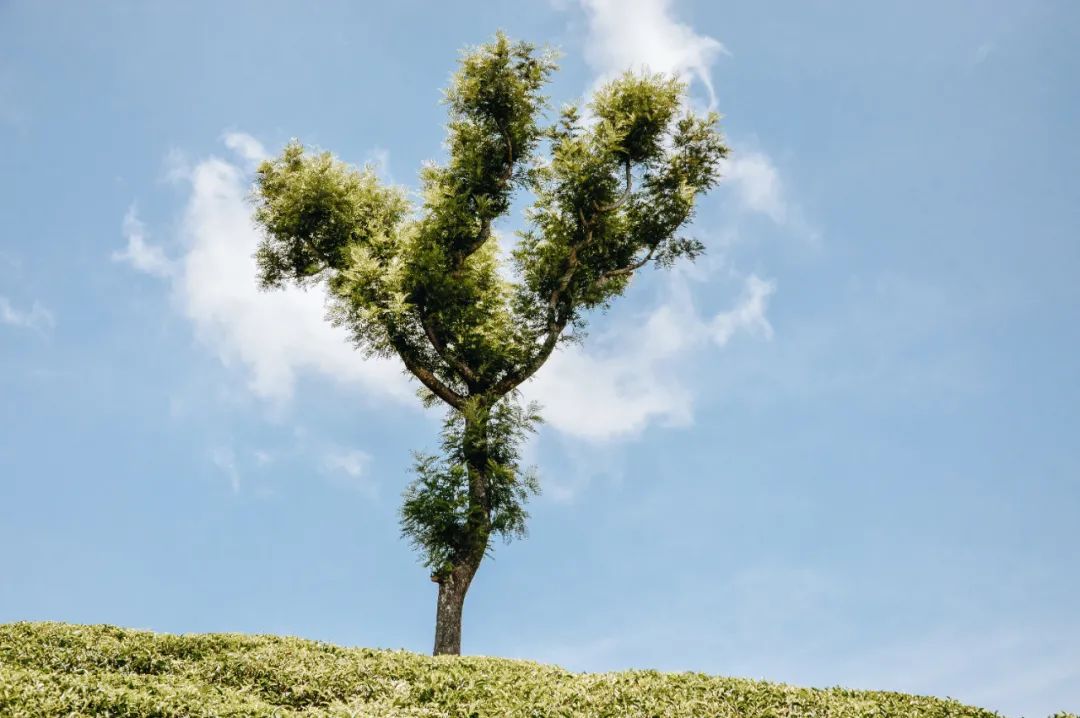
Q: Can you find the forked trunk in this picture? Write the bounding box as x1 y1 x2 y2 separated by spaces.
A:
432 561 478 655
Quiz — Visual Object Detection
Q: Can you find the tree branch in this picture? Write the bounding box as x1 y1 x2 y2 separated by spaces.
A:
423 122 519 388
593 160 632 213
491 208 596 397
390 333 466 409
545 241 582 327
490 312 567 397
451 122 514 266
593 244 658 288
494 237 653 398
495 120 514 183
490 156 633 399
419 308 481 389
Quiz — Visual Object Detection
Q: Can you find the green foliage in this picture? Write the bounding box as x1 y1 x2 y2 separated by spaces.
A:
249 32 730 586
255 143 410 289
401 398 541 577
590 72 682 164
430 33 556 252
251 31 728 400
0 622 1014 718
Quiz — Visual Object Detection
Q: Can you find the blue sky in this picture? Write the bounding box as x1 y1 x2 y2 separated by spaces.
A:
1 1 1078 715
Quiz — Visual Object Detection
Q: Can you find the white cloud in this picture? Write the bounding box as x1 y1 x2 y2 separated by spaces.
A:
0 296 54 331
523 273 775 441
162 148 193 184
222 131 268 167
120 135 413 404
324 448 370 478
322 448 376 495
113 206 173 277
576 0 728 106
712 274 774 344
720 151 787 223
719 148 820 243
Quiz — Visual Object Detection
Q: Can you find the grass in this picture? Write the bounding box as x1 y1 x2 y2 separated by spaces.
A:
0 621 1053 717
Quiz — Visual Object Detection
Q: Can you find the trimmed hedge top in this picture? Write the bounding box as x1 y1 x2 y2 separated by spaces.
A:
0 622 1012 717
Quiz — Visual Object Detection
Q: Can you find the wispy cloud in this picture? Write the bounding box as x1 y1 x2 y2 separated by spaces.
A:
516 562 838 673
712 274 775 344
205 435 378 498
253 449 275 466
0 296 54 332
222 131 268 168
515 563 1078 717
721 151 788 223
113 206 173 278
575 0 728 107
322 448 376 495
524 272 775 441
718 146 819 244
709 272 986 409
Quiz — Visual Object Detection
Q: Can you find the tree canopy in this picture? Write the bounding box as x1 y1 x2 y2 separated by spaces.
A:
251 32 728 653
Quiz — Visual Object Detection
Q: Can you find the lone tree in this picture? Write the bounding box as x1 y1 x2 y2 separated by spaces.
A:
252 33 728 655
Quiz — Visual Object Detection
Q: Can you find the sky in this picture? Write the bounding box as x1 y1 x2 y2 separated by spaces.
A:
1 1 1077 715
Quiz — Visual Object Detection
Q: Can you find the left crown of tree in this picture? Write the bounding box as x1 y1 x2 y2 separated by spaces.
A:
251 31 729 656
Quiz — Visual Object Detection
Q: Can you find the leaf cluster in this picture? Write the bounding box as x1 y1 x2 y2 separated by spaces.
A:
400 398 541 576
254 143 409 289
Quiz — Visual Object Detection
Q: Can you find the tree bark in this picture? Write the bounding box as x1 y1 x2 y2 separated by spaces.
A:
431 408 491 656
432 561 479 656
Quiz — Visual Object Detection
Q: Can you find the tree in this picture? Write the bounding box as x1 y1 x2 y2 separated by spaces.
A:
251 32 728 656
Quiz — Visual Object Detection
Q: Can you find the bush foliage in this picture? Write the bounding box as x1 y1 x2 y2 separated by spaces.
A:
0 622 1035 717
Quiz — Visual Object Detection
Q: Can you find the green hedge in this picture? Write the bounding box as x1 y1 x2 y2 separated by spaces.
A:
0 622 1029 717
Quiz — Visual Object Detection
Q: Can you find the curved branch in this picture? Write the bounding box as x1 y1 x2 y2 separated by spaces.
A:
390 334 466 410
425 122 519 387
492 210 596 397
493 237 653 398
419 309 481 389
546 241 582 326
490 154 630 399
593 160 633 213
490 312 568 397
451 122 515 265
594 244 658 288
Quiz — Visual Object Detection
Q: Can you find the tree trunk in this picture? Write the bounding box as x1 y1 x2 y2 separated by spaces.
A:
432 561 479 655
431 408 490 656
